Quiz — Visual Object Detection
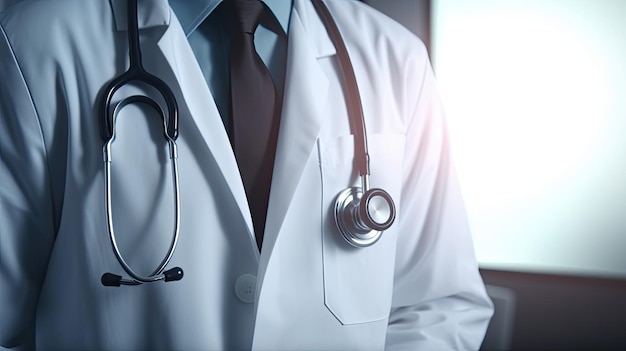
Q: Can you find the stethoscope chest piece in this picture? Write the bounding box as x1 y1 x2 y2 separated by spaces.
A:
334 187 396 247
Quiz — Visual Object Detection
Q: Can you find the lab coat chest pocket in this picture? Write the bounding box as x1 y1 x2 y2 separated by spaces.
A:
319 133 405 325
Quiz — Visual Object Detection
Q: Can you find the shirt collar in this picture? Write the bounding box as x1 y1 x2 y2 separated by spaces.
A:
169 0 292 37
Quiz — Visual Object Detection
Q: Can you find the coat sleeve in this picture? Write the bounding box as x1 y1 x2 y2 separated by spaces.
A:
385 54 494 350
0 22 57 350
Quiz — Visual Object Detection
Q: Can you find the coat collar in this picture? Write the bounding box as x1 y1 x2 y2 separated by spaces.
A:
110 0 294 36
168 0 292 37
109 0 171 32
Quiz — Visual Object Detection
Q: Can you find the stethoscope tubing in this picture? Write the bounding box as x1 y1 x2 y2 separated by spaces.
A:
100 0 178 143
312 0 370 187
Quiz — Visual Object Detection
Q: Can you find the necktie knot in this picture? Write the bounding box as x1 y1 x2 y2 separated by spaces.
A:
230 0 265 35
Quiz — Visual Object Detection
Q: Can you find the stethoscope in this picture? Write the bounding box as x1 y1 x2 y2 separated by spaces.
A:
100 0 396 288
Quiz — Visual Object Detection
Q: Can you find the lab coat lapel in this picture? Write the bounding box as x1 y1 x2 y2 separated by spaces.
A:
160 22 256 238
259 0 335 270
157 18 257 243
109 0 256 244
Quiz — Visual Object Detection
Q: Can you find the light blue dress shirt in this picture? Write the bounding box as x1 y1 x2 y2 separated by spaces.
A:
169 0 292 127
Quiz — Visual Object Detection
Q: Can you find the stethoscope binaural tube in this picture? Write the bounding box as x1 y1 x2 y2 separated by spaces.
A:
101 97 183 287
99 0 183 287
312 0 397 247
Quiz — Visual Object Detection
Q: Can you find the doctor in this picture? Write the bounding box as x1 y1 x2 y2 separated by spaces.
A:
0 0 493 350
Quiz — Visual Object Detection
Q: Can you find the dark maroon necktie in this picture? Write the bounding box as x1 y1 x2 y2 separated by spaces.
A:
227 0 281 250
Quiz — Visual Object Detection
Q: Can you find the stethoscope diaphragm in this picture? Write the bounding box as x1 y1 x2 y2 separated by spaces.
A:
334 187 396 247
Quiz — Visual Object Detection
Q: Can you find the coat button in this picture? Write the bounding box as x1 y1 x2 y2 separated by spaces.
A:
235 274 256 303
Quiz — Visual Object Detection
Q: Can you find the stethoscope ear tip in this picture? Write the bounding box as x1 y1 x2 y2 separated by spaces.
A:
101 272 123 287
164 267 184 282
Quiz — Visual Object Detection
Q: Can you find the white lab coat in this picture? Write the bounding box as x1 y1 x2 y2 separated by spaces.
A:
0 0 493 350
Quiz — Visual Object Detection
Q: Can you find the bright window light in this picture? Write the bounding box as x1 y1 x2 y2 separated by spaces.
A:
432 0 626 277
